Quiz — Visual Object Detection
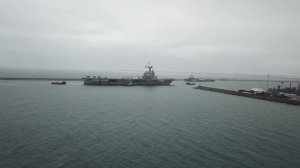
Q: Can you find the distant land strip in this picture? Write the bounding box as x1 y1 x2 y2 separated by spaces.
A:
178 79 300 82
0 77 82 81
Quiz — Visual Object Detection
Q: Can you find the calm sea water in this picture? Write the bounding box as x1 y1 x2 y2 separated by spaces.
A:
0 80 299 168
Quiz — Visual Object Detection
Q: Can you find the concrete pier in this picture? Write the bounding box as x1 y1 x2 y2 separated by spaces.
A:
195 85 300 106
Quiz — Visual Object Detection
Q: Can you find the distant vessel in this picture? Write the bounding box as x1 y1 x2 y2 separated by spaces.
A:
184 74 215 82
51 81 66 85
128 81 134 86
184 74 198 82
198 79 215 82
186 82 196 85
83 63 175 86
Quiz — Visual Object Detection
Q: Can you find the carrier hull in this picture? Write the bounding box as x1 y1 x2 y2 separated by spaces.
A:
83 78 174 86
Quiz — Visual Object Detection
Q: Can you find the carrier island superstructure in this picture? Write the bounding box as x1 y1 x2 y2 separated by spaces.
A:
83 64 174 86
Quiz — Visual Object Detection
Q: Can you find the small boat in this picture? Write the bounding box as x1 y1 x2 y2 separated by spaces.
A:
186 82 195 85
128 81 134 86
51 81 66 85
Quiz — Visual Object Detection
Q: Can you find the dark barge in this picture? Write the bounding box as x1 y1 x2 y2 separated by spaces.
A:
51 81 66 85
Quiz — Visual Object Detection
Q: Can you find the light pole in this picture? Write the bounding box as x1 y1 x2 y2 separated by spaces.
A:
267 74 269 90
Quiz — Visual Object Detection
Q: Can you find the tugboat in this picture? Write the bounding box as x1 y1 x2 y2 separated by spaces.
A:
186 82 196 85
83 63 175 86
51 81 66 85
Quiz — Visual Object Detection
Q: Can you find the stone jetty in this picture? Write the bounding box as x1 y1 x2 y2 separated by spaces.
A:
195 85 300 106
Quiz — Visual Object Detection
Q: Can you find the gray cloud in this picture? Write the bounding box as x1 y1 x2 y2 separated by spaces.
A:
0 0 299 76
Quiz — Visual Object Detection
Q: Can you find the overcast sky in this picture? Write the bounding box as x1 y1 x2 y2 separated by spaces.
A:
0 0 299 76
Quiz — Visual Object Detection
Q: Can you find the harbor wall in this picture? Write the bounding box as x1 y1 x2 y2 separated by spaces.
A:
195 85 300 106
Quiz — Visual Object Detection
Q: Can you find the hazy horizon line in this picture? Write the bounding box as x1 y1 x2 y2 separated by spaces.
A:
1 67 300 77
1 67 300 81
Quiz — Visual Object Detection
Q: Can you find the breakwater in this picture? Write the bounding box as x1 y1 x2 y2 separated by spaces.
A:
195 85 300 106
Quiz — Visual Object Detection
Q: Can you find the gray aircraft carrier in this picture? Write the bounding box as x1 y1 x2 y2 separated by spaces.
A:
83 63 174 86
